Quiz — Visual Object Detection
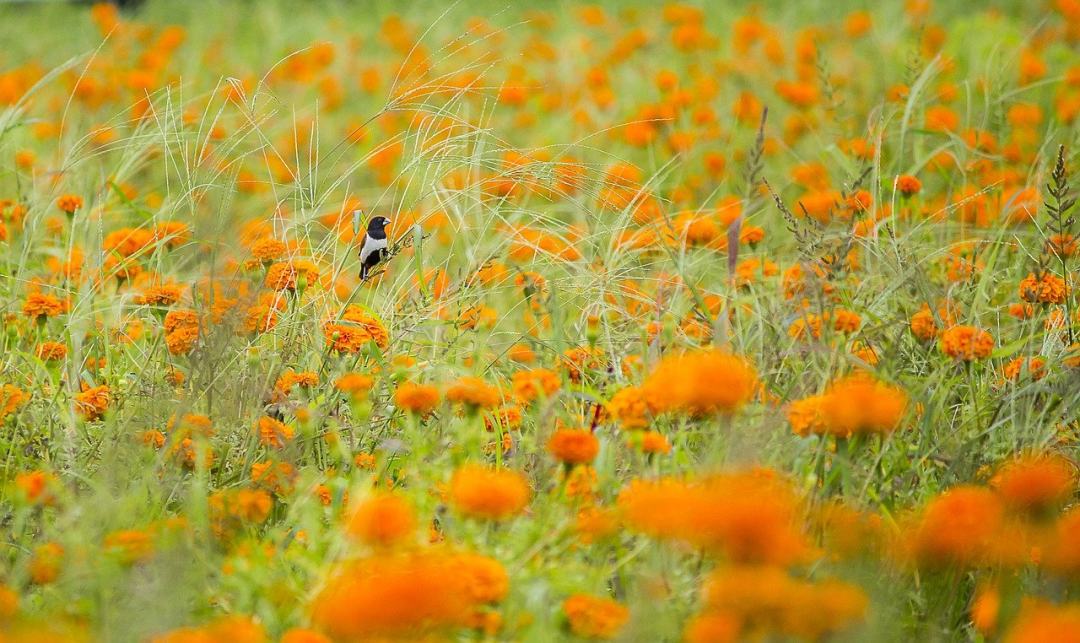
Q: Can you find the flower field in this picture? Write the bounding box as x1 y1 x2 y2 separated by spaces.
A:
1 0 1080 640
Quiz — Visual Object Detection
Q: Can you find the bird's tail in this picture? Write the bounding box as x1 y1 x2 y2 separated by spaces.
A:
360 264 369 281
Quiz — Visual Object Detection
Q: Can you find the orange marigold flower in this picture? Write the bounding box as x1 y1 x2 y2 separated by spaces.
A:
135 284 184 306
507 343 536 363
250 237 287 265
56 194 83 214
1 384 30 419
641 349 757 416
335 373 374 400
341 305 390 348
152 616 265 643
939 325 994 360
29 542 64 585
273 369 318 400
166 325 199 356
35 341 68 362
1001 356 1047 382
511 368 561 403
991 453 1075 515
562 594 629 640
347 492 417 547
684 613 740 643
394 381 440 416
904 486 1019 569
152 221 190 248
617 471 810 565
1018 272 1069 305
548 428 599 465
265 259 319 292
74 385 110 421
445 376 502 410
607 386 651 430
816 375 908 437
1005 603 1080 643
896 174 922 196
22 292 67 320
103 529 153 564
250 460 297 495
209 488 273 537
1044 506 1080 579
909 303 950 341
703 566 867 640
14 470 58 505
449 464 531 521
638 430 671 455
281 628 332 643
787 395 827 436
310 552 489 639
256 415 294 448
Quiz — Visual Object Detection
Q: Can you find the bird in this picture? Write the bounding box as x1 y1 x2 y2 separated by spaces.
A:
358 215 392 281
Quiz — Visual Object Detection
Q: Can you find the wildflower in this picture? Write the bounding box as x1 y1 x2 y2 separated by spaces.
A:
311 553 487 639
265 259 319 292
250 460 297 495
335 373 374 401
1044 506 1080 578
449 464 531 520
273 369 318 400
511 368 561 403
816 375 908 437
910 304 949 341
208 488 272 537
896 174 922 196
22 292 66 320
1005 604 1080 643
445 376 502 410
281 629 331 643
14 470 58 505
347 492 417 547
134 284 184 306
787 395 826 436
151 616 265 643
29 543 64 584
394 382 440 416
617 471 810 565
1001 356 1047 382
548 428 599 465
35 341 67 362
575 506 621 544
557 595 628 640
152 221 190 248
1019 273 1069 305
639 431 671 455
684 613 740 643
340 306 390 348
607 386 651 430
905 486 1020 569
74 385 110 421
991 453 1075 515
641 349 757 416
250 237 287 265
702 566 868 640
256 415 294 448
939 325 994 360
103 529 153 564
507 343 536 363
56 194 83 214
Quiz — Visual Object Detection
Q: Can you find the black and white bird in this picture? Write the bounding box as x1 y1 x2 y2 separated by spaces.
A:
358 215 392 281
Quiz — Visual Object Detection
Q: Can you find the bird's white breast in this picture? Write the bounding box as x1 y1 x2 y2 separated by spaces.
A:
360 235 388 263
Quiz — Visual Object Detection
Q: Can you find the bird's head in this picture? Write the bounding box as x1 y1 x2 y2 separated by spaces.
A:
367 216 391 232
